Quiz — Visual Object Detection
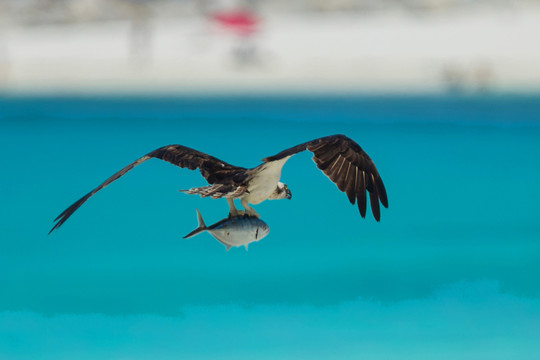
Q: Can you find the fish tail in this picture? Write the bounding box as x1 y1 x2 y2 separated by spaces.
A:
183 209 207 239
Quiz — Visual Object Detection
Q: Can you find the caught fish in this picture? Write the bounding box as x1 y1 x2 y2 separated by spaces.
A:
183 209 270 251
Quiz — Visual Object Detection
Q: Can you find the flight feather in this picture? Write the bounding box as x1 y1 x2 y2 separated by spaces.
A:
262 134 388 220
49 145 246 234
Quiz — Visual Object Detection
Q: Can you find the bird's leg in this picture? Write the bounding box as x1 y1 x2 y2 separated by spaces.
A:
241 198 260 218
227 198 244 218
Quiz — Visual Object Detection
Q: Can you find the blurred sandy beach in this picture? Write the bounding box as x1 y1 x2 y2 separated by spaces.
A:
0 0 539 95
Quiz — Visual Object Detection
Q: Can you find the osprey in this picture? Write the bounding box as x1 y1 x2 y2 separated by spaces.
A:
49 134 388 234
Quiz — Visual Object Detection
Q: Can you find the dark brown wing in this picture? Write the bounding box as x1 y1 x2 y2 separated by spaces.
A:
49 145 247 234
262 134 388 221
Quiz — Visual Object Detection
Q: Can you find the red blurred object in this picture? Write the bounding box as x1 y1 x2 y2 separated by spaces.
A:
211 10 259 36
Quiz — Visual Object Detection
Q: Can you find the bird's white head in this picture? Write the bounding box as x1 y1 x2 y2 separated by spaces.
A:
268 182 292 200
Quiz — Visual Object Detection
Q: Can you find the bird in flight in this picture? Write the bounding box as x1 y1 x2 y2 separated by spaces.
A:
49 134 388 234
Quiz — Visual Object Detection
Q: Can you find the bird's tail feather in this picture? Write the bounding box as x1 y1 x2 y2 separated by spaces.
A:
179 184 247 199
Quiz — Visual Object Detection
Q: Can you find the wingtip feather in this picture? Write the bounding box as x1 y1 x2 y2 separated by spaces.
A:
357 193 367 218
368 174 381 221
375 175 389 208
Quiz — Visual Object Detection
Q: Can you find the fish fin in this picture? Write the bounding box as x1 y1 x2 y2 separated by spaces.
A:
213 238 232 251
182 209 207 239
195 209 206 228
210 233 232 251
244 244 249 251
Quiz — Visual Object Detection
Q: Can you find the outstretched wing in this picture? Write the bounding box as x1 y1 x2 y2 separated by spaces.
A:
50 145 247 234
262 134 388 221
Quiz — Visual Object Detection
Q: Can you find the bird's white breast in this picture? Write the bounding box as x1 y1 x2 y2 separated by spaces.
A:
245 157 290 204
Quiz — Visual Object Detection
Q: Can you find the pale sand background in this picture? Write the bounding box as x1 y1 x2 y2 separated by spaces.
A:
1 4 539 95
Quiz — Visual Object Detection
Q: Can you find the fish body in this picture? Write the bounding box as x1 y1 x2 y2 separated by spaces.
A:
184 210 269 250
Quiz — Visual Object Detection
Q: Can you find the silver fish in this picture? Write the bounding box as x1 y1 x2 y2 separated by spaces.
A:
183 209 270 251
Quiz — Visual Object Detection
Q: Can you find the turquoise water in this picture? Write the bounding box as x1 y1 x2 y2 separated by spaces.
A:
1 95 539 359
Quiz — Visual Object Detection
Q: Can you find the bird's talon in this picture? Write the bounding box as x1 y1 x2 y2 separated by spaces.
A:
229 210 245 218
245 210 260 218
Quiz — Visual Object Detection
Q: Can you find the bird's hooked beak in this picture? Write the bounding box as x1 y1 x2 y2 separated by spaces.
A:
286 187 292 200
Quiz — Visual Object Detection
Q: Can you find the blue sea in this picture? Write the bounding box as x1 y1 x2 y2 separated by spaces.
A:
1 95 539 359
